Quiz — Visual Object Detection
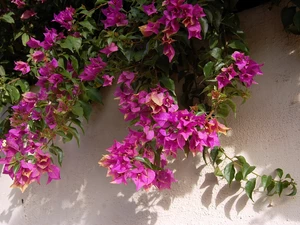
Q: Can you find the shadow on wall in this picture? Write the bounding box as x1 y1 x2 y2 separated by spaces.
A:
217 2 300 224
0 86 207 225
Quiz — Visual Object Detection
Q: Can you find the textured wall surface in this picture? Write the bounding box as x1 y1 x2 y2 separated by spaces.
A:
1 4 300 225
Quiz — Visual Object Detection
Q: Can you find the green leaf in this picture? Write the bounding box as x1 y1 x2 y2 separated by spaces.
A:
50 145 64 166
95 0 108 5
242 163 256 179
14 80 30 92
135 156 161 170
276 168 283 178
287 185 297 196
216 103 230 118
6 85 20 103
69 56 78 72
275 182 283 196
1 12 15 24
79 20 96 33
235 171 243 181
235 155 247 165
79 100 93 121
72 103 84 117
13 163 20 174
224 162 235 185
203 61 214 78
86 87 102 103
228 40 249 53
21 33 30 46
224 99 236 116
160 76 175 94
0 66 5 76
60 36 82 53
200 17 208 39
210 147 220 164
210 47 222 59
267 181 276 195
245 178 256 201
214 166 223 176
261 175 273 191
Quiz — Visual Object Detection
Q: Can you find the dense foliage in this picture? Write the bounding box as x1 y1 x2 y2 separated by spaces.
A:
0 0 297 201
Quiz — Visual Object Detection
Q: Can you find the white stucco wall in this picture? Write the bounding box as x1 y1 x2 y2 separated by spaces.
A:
1 3 300 225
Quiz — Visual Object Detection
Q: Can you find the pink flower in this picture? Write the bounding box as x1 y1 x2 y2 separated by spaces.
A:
14 61 30 74
21 9 36 20
117 71 135 87
100 43 118 57
53 7 75 30
32 51 45 62
186 23 202 39
11 0 25 8
143 2 157 16
163 44 175 62
79 56 107 81
139 21 160 37
27 37 41 48
216 72 230 89
102 75 114 87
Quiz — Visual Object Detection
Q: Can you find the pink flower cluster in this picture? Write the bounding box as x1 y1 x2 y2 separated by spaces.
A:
11 0 46 8
216 51 263 89
0 92 60 192
53 7 75 31
139 0 205 62
101 0 128 29
1 7 116 191
100 72 223 190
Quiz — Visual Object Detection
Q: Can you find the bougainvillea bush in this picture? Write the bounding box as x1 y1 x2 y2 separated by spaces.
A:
0 0 297 200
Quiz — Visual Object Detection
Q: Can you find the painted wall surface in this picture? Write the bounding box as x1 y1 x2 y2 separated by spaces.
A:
1 3 300 225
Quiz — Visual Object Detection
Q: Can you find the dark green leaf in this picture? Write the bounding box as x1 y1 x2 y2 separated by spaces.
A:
267 181 276 195
160 76 175 94
235 155 247 165
261 175 273 191
200 18 208 39
245 178 256 201
1 12 15 24
13 163 20 174
72 103 84 117
242 164 256 179
214 166 223 176
79 20 96 33
60 36 82 53
210 47 222 59
235 171 243 181
95 0 108 5
275 182 283 196
86 87 102 103
6 85 20 103
0 66 5 76
224 162 235 185
228 40 249 53
287 185 297 196
79 100 92 121
210 147 219 164
50 145 64 166
21 33 29 46
203 61 214 78
276 168 283 179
